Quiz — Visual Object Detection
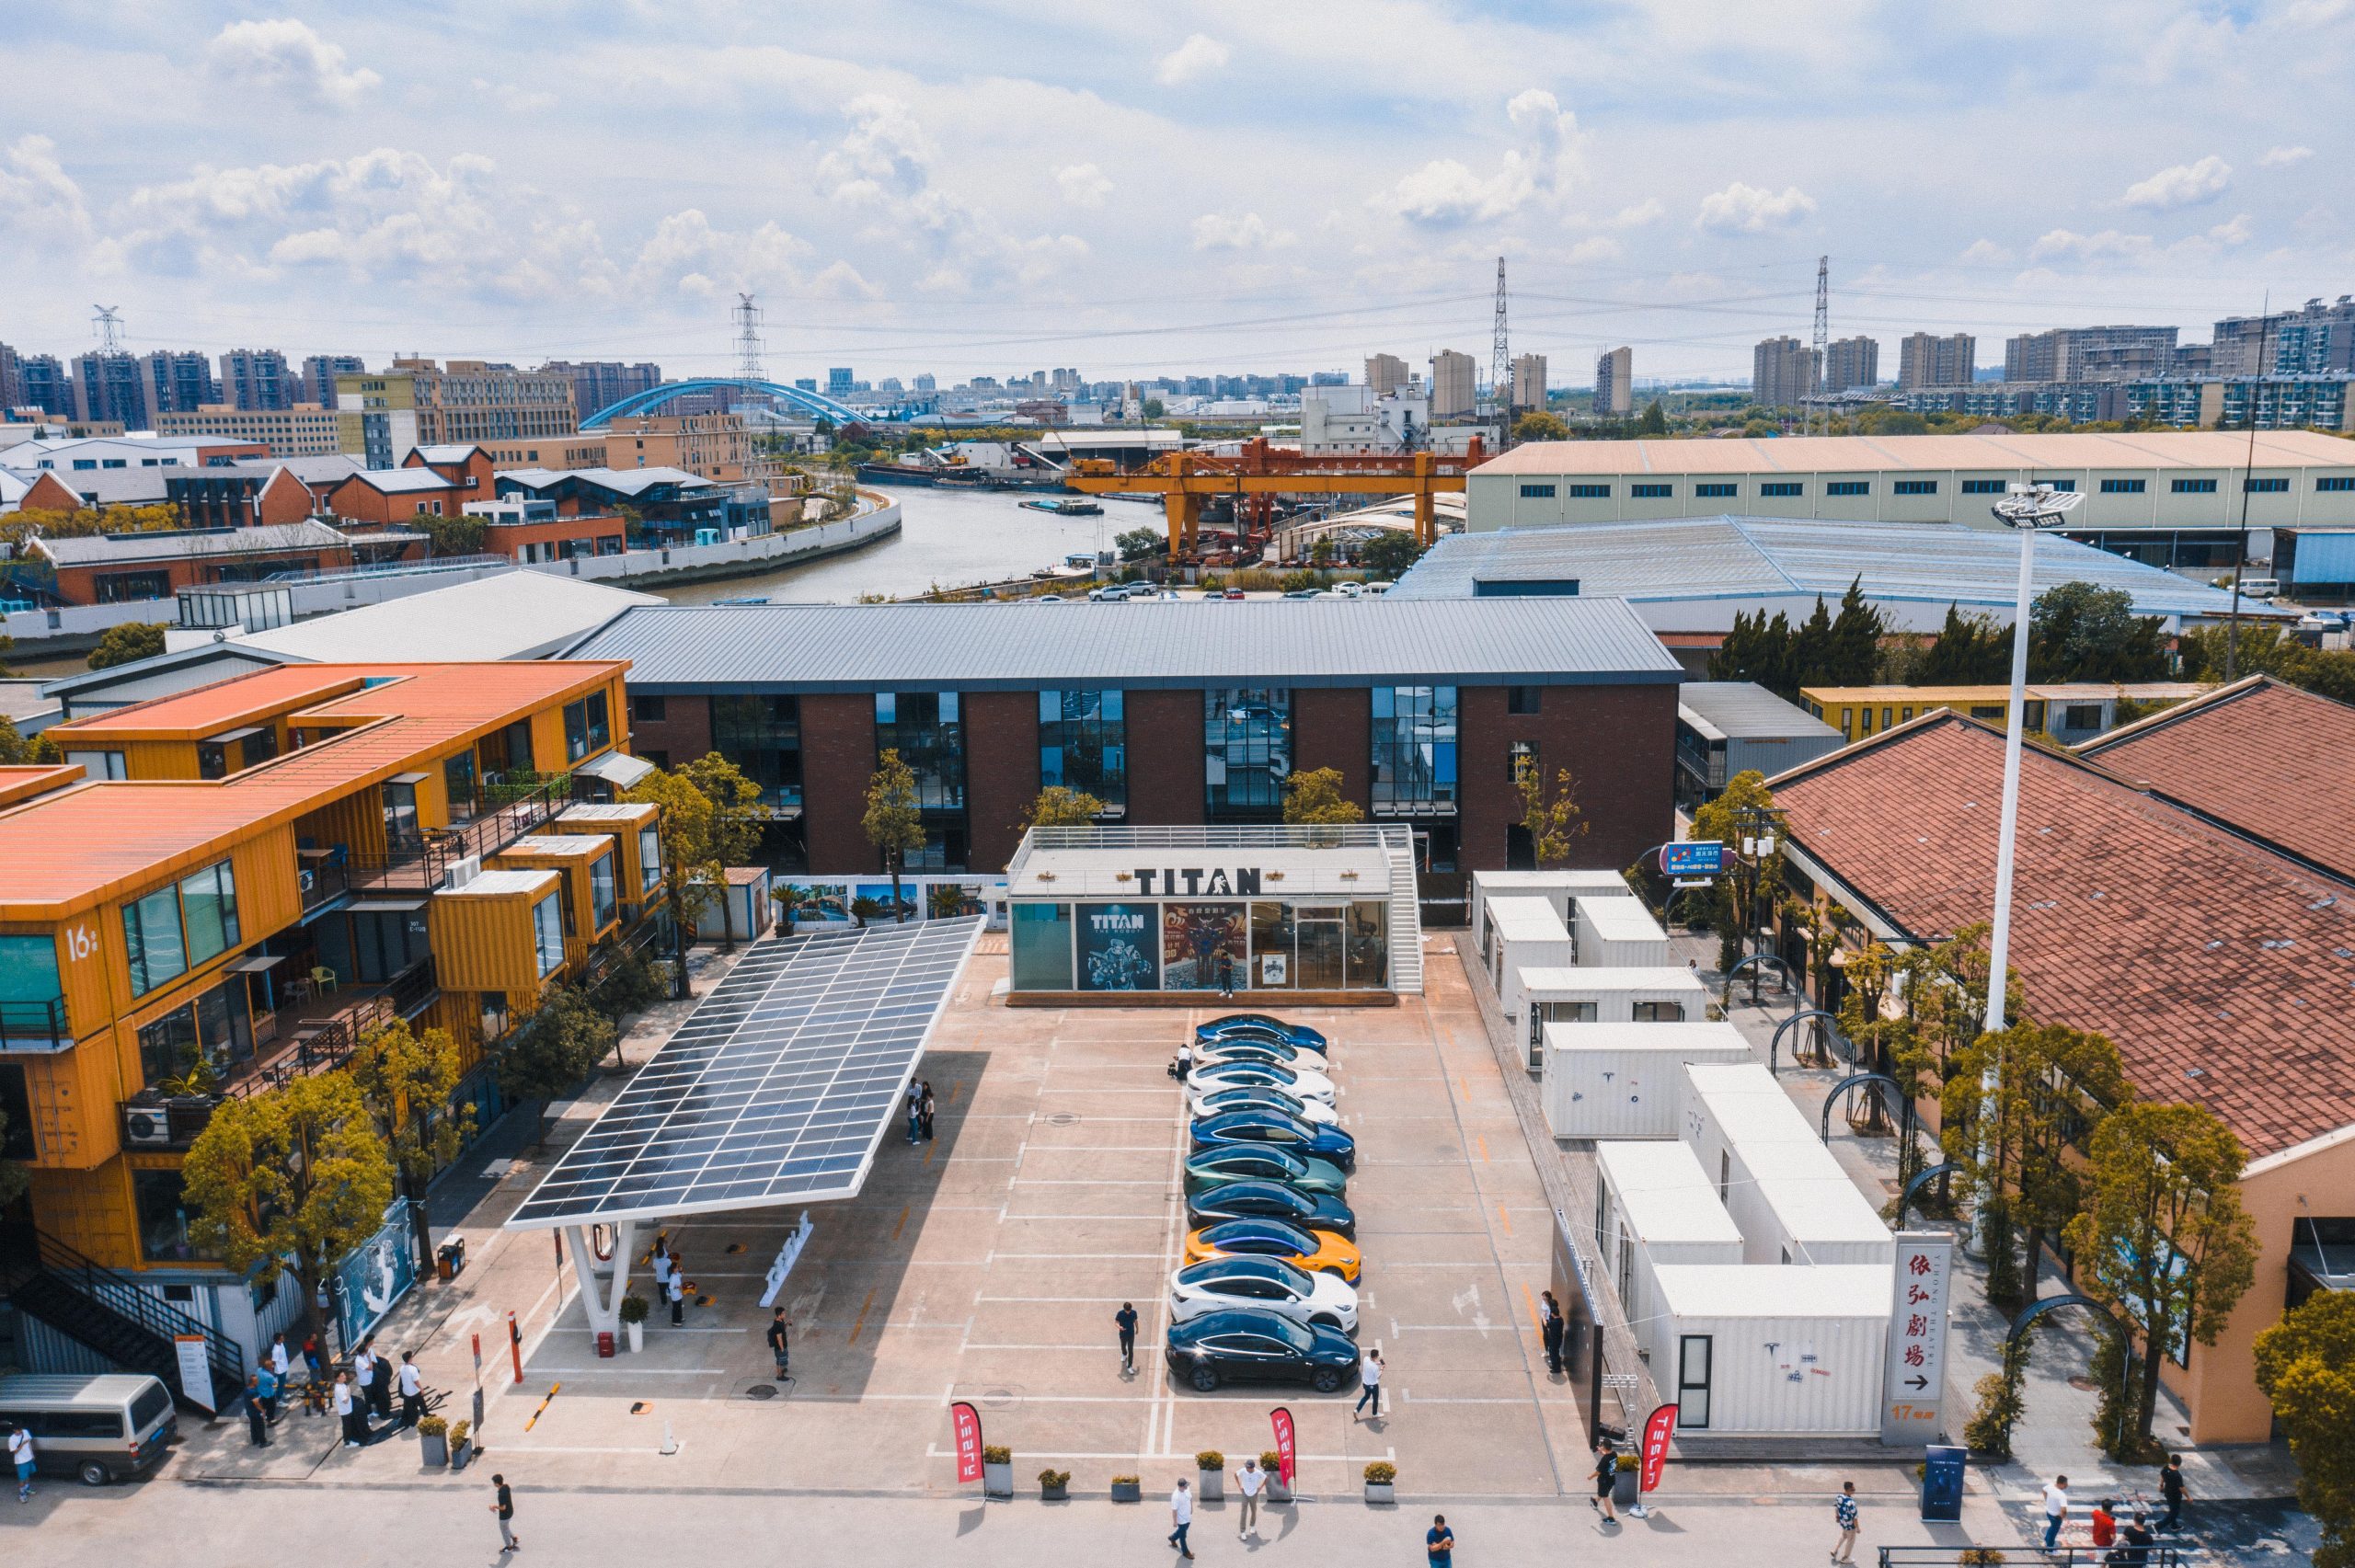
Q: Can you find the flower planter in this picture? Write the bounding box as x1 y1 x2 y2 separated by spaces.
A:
1040 1482 1067 1502
1196 1469 1223 1501
1110 1480 1143 1503
1613 1467 1640 1507
1364 1482 1396 1505
450 1438 474 1472
982 1461 1013 1498
419 1430 448 1468
1268 1479 1292 1504
626 1320 645 1354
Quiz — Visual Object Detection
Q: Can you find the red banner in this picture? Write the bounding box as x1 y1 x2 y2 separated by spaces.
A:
1638 1402 1678 1494
949 1401 983 1484
1269 1406 1296 1487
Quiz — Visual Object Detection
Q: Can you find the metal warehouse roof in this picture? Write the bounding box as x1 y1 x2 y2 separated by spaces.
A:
1475 429 2355 476
34 520 349 567
563 597 1685 690
1387 515 2248 621
1678 681 1842 743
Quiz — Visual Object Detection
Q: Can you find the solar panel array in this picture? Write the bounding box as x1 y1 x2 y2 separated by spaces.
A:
509 917 981 1230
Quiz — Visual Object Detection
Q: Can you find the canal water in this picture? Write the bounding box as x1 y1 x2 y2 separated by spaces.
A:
657 484 1156 604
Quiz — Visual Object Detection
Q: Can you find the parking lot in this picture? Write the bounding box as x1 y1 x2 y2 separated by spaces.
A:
487 941 1587 1497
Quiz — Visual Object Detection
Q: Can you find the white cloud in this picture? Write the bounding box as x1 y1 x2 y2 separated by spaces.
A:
470 77 557 113
1376 86 1587 227
2259 144 2315 167
2205 212 2253 246
2028 226 2154 262
1155 33 1230 86
2120 155 2231 210
1959 238 2015 265
0 135 93 249
205 18 381 110
1565 235 1624 263
627 207 835 298
1694 181 1817 233
1606 198 1665 228
1190 211 1290 250
1055 163 1113 208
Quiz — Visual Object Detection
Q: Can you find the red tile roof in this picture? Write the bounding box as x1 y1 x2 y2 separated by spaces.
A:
1773 714 2355 1161
2081 676 2355 885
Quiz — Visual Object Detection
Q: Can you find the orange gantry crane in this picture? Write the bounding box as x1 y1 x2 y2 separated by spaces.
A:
1064 437 1486 563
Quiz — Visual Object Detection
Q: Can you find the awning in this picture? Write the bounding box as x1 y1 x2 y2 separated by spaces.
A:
205 726 266 744
226 954 286 973
348 898 431 913
576 750 656 791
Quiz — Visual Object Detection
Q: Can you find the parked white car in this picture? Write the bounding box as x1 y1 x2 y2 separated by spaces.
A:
1168 1254 1359 1333
1189 1082 1340 1126
1189 1058 1336 1105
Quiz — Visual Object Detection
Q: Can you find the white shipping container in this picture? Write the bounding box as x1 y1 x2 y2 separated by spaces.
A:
1649 1265 1892 1436
1718 1139 1890 1266
1542 1021 1755 1139
1522 965 1710 1070
1595 1142 1744 1337
1471 870 1632 956
1572 895 1671 968
1486 897 1576 1051
1678 1062 1821 1167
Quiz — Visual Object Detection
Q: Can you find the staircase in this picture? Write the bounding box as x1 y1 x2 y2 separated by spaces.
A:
0 1229 246 1413
1381 828 1425 994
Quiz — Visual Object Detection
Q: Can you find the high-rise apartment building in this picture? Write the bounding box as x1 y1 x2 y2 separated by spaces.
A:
2003 325 2173 383
143 350 217 418
156 404 341 458
2211 296 2355 377
72 351 149 426
218 349 295 411
827 367 855 396
335 370 419 468
1752 337 1819 409
1822 337 1879 393
913 372 937 394
1365 353 1410 397
0 342 20 409
1592 348 1631 416
16 353 71 417
1511 352 1550 412
388 359 577 446
537 361 663 423
597 412 751 483
1429 349 1476 419
1897 332 1975 390
302 353 367 406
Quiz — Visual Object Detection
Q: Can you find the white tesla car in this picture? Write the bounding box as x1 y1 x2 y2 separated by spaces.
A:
1168 1254 1359 1334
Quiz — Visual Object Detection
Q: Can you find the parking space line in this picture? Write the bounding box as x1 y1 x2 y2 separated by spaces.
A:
926 1444 1392 1462
892 1205 910 1241
966 1342 1164 1351
1497 1201 1513 1235
991 1252 1164 1260
847 1288 877 1345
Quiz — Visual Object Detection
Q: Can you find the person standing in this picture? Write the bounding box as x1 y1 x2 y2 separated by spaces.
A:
2042 1474 2071 1551
2090 1498 2119 1552
906 1080 924 1144
2118 1511 2155 1566
1217 955 1235 1000
2158 1455 2187 1532
333 1371 363 1448
397 1352 424 1429
649 1242 673 1311
1592 1440 1621 1525
667 1267 685 1326
490 1471 520 1551
1116 1301 1139 1374
1171 1043 1191 1083
1427 1514 1455 1568
269 1333 291 1391
919 1082 936 1141
1539 1289 1566 1376
1832 1481 1859 1563
255 1361 280 1425
1354 1346 1384 1419
766 1309 792 1381
1166 1475 1194 1560
10 1421 35 1503
352 1341 380 1422
243 1374 271 1448
1233 1456 1265 1539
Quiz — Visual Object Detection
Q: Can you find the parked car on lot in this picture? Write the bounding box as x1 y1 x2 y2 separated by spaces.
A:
1166 1309 1361 1392
1184 1217 1362 1283
1183 1144 1347 1197
1186 1177 1356 1237
1197 1015 1329 1051
1193 1036 1324 1070
1191 1108 1356 1169
1189 1082 1338 1126
1189 1057 1335 1104
1169 1254 1358 1333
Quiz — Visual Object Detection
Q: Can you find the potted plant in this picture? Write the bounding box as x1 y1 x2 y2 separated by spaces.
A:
417 1413 449 1467
982 1444 1013 1498
1613 1452 1641 1507
448 1420 474 1471
1363 1460 1396 1504
1110 1474 1143 1503
1195 1450 1225 1500
1260 1451 1291 1503
1958 1551 2006 1566
618 1292 649 1353
1038 1468 1071 1502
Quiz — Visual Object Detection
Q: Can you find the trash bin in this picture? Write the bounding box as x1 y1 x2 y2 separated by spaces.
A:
437 1238 467 1280
596 1331 616 1359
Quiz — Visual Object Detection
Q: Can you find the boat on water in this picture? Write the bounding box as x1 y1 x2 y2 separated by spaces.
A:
1020 497 1103 516
856 461 948 485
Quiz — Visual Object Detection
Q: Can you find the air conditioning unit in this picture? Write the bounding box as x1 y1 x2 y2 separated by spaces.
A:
444 855 482 889
124 1106 173 1148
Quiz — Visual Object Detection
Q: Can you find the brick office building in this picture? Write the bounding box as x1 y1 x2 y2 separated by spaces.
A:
568 598 1683 914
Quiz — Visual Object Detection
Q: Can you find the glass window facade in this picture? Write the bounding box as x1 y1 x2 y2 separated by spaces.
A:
877 692 967 870
564 692 612 761
1016 897 1390 993
1010 902 1074 990
711 695 802 809
135 1170 203 1264
590 852 617 928
178 862 239 967
1038 690 1126 807
122 860 239 998
1371 685 1457 811
638 825 663 895
1203 688 1291 820
531 893 565 975
0 934 61 1007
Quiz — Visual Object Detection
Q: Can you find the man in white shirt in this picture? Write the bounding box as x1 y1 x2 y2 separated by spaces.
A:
650 1242 674 1308
269 1333 291 1383
1233 1456 1267 1539
2042 1474 2071 1551
1355 1346 1384 1419
352 1344 377 1416
1166 1476 1194 1559
333 1372 362 1448
396 1351 425 1429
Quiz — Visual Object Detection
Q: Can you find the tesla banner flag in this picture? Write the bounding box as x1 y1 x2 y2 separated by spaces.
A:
950 1401 983 1484
1639 1403 1677 1494
1269 1406 1297 1487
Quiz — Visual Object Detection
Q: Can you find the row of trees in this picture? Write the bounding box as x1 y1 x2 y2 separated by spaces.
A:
2179 622 2355 704
1707 579 1888 697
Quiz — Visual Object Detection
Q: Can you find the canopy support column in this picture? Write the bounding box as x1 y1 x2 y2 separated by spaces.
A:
565 1219 636 1336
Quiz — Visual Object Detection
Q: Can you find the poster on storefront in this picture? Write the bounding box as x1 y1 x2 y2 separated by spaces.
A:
1162 902 1246 990
1076 903 1159 990
334 1201 418 1348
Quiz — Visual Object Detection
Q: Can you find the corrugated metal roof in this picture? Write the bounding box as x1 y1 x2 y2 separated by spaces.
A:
1678 681 1841 742
227 571 659 662
34 520 349 566
1476 429 2355 476
1388 515 2248 620
337 467 459 494
563 598 1683 690
499 466 713 497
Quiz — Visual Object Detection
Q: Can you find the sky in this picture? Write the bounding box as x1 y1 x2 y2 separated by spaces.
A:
3 1 2351 387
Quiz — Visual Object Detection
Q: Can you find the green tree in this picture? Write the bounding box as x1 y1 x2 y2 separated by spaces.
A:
1358 531 1427 580
2064 1102 2260 1456
626 754 763 959
1824 577 1887 687
418 512 488 556
1512 762 1587 868
1691 771 1776 971
86 621 167 670
351 1019 474 1269
496 983 616 1148
2028 580 2168 682
1281 766 1363 825
1114 527 1162 562
1142 398 1166 419
1023 785 1106 830
2255 1291 2355 1568
181 1071 396 1332
1512 410 1569 441
2177 623 2296 681
1637 400 1668 435
862 748 925 922
1913 605 2011 685
1708 609 1795 693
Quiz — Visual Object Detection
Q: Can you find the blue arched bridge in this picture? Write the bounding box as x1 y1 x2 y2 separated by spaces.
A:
580 378 874 429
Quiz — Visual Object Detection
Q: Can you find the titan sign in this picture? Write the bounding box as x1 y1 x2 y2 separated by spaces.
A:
1131 867 1266 896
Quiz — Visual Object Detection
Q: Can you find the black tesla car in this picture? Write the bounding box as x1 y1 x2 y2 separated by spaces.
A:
1166 1308 1361 1392
1185 1177 1355 1238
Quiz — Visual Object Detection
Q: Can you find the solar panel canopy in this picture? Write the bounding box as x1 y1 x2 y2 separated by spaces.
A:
508 917 981 1230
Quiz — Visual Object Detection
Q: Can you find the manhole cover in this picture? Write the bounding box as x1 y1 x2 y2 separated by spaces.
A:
1047 1112 1080 1127
2067 1375 2097 1392
979 1388 1018 1408
745 1384 778 1400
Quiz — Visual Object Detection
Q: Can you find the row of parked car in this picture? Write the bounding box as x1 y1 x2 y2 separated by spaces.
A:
1163 1014 1368 1394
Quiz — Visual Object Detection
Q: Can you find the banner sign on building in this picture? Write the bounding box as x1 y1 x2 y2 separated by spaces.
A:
1076 902 1159 990
1638 1403 1677 1493
1269 1406 1297 1486
949 1401 983 1484
1880 1231 1954 1446
1660 841 1726 877
334 1200 419 1348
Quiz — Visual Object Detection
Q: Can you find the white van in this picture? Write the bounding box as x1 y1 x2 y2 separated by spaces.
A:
2235 578 2280 601
1333 580 1364 598
1361 580 1394 596
0 1373 177 1485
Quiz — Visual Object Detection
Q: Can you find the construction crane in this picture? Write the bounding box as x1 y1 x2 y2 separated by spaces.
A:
1065 437 1486 564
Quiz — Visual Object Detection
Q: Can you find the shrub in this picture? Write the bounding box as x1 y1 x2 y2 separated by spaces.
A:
1959 1551 2007 1566
1038 1468 1071 1488
1964 1330 2031 1457
1259 1451 1282 1473
982 1445 1011 1465
1616 1453 1640 1471
1195 1450 1224 1470
418 1414 449 1436
1363 1461 1396 1483
618 1294 649 1324
1110 1474 1140 1487
450 1421 471 1446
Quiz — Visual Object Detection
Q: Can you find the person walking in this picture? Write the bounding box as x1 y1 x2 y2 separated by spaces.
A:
10 1421 35 1503
1233 1456 1265 1539
2118 1510 2155 1566
1353 1346 1384 1419
2090 1498 2119 1552
2042 1474 2071 1551
2158 1455 2187 1533
243 1374 270 1448
1592 1439 1621 1525
333 1371 364 1448
766 1308 792 1381
666 1267 686 1326
919 1082 936 1141
1832 1481 1859 1563
490 1471 520 1551
1427 1514 1455 1568
1116 1301 1139 1374
1166 1475 1194 1560
396 1351 424 1429
1539 1289 1566 1376
255 1361 280 1425
649 1242 673 1311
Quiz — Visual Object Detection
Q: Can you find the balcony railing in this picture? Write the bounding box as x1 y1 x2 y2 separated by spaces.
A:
347 776 572 892
0 996 71 1052
221 957 439 1103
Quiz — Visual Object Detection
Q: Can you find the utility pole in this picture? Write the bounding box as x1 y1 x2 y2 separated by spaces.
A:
1809 257 1829 437
2224 292 2270 681
1492 256 1511 435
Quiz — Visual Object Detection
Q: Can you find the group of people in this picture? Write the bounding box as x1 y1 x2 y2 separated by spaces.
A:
2043 1465 2187 1562
327 1335 425 1448
904 1079 937 1143
1162 1458 1273 1558
649 1239 690 1325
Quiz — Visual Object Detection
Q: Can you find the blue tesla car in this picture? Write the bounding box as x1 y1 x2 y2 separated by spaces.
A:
1190 1108 1356 1170
1196 1014 1328 1051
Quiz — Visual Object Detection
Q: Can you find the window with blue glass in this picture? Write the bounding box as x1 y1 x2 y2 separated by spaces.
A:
2246 476 2289 493
1760 481 1803 498
1960 478 2005 494
1893 479 1938 496
1039 690 1125 807
1519 483 1557 498
1631 483 1672 498
1694 482 1737 498
1826 480 1869 497
2099 478 2146 493
877 692 967 869
1204 688 1290 819
1568 483 1611 498
711 695 801 809
2318 476 2355 492
2172 478 2218 494
1370 686 1457 812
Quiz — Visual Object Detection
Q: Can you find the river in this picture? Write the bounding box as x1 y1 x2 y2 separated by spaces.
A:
656 484 1155 604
